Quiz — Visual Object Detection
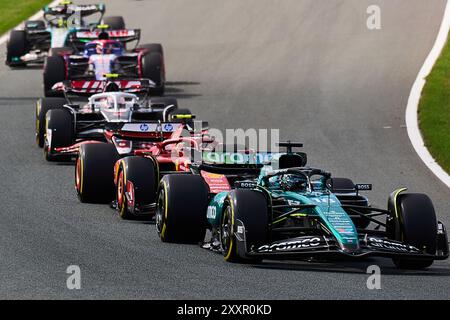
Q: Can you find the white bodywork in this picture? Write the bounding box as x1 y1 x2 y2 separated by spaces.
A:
88 92 138 122
50 27 71 47
88 54 118 80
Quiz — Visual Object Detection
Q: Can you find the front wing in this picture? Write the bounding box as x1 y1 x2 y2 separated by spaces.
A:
233 220 449 261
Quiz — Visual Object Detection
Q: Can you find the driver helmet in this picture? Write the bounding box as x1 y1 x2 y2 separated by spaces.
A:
98 31 110 40
280 174 308 191
104 82 120 92
95 43 103 54
95 42 113 54
116 96 128 109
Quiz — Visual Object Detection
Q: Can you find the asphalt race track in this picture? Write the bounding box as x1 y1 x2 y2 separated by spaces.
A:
0 0 449 299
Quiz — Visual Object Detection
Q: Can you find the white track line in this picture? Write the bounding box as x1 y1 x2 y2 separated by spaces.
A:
406 0 450 188
0 0 60 46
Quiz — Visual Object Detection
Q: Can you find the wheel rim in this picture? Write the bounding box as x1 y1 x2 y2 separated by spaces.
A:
117 170 125 212
221 205 233 254
43 119 51 159
75 157 82 192
155 189 165 236
35 102 40 145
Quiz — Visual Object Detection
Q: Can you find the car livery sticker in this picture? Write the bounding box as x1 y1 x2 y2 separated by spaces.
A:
121 123 181 133
201 171 231 194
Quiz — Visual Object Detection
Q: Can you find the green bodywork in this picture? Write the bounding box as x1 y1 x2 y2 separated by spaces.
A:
205 166 359 251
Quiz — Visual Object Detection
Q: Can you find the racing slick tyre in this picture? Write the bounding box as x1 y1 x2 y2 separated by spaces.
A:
44 109 73 162
76 143 119 203
387 192 437 269
222 190 269 263
48 47 73 57
150 97 178 109
36 97 66 148
43 56 66 97
142 52 165 96
25 20 46 31
156 175 209 243
138 43 164 56
116 156 158 220
102 16 125 30
6 30 28 67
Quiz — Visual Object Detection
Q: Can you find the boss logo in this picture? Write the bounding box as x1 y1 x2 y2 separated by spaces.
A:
235 181 256 189
356 184 372 191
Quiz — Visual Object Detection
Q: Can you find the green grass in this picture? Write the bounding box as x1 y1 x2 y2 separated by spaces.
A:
419 32 450 174
0 0 54 36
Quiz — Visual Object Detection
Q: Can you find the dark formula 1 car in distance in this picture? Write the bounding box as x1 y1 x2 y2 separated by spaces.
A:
35 77 185 161
153 142 449 269
43 26 165 96
6 1 124 66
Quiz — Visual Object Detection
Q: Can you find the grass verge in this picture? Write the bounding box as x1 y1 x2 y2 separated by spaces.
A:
418 32 450 174
0 0 54 36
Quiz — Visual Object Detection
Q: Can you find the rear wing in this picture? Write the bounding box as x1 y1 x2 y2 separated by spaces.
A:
120 122 183 134
72 29 141 44
52 79 155 95
118 122 185 142
43 3 105 18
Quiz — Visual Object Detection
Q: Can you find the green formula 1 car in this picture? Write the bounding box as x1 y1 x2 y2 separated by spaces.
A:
154 142 448 269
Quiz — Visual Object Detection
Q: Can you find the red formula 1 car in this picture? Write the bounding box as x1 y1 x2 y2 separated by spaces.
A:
75 114 213 219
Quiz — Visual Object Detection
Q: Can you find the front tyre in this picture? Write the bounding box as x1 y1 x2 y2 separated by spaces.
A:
75 143 119 203
387 191 437 269
116 156 158 220
6 30 28 67
43 56 66 97
156 175 209 243
142 52 165 96
222 190 268 263
35 98 66 148
44 109 73 161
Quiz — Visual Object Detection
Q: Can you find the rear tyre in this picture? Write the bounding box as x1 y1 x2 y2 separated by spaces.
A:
222 190 268 263
116 156 158 220
138 43 163 56
6 30 28 66
387 192 437 269
43 56 66 97
102 16 125 30
150 97 178 109
36 98 66 148
44 109 73 161
156 175 209 243
75 143 119 203
142 52 165 96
